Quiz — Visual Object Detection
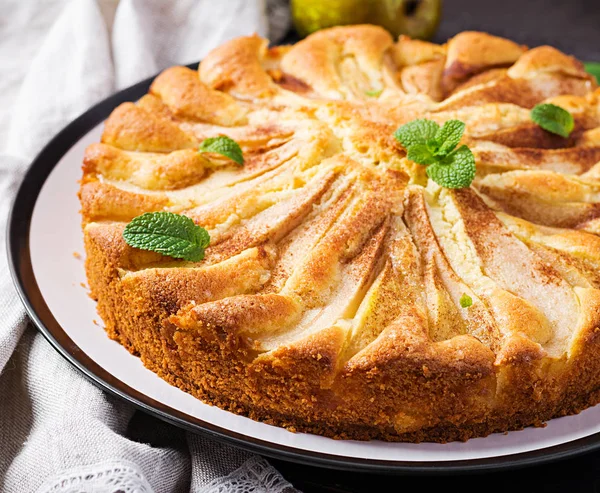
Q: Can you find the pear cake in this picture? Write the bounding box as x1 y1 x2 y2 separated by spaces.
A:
80 26 600 443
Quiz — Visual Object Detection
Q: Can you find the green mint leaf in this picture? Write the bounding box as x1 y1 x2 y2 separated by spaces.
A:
365 88 383 97
123 212 210 262
434 120 465 156
407 143 438 165
584 61 600 84
392 118 477 189
426 137 440 153
530 103 574 138
460 293 473 308
394 119 440 148
199 136 244 165
426 145 476 189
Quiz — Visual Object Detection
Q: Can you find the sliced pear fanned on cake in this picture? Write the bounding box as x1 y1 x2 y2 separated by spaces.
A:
80 26 600 443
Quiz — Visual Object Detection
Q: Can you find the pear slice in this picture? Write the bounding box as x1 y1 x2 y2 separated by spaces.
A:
478 170 600 230
449 187 581 357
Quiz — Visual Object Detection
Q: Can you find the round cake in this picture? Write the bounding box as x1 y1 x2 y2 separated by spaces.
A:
80 25 600 442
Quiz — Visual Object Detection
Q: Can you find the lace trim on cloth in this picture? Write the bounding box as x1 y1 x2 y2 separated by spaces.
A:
202 456 299 493
34 456 298 493
35 460 154 493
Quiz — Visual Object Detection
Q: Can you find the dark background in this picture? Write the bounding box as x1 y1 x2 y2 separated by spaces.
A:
272 453 600 492
432 0 600 61
275 1 600 491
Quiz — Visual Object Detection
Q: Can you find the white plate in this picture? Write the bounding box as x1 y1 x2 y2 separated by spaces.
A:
9 78 600 473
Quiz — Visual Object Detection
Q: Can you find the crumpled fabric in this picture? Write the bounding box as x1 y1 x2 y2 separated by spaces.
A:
0 1 298 491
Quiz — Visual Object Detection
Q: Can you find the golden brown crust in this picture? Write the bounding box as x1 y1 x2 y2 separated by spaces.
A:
102 102 197 152
150 66 247 126
83 143 207 191
199 34 279 100
507 46 591 80
280 25 393 100
80 26 600 443
442 31 527 94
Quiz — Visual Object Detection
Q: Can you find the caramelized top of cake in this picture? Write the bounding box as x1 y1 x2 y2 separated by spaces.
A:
81 25 600 377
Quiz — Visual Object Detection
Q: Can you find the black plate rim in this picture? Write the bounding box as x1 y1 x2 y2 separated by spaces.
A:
7 65 600 475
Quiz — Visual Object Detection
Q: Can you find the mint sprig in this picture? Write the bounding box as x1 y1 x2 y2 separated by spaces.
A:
427 145 476 189
123 212 210 262
365 88 383 97
394 119 439 148
460 293 473 308
394 119 476 189
530 103 574 138
434 120 465 155
199 136 244 165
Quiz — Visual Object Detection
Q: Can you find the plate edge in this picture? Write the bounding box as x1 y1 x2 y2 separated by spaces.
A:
6 63 600 475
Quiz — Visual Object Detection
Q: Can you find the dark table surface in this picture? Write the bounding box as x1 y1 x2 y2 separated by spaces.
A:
432 0 600 61
274 1 600 491
272 451 600 492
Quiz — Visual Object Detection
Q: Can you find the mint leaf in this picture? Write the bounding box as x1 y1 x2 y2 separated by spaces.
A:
123 212 210 261
584 61 600 84
434 120 465 156
365 88 383 97
394 119 440 148
530 103 574 138
407 143 438 165
199 136 244 165
426 145 476 189
460 293 473 308
393 118 476 189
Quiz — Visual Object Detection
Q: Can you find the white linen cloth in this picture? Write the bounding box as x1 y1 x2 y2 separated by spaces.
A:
0 0 299 491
